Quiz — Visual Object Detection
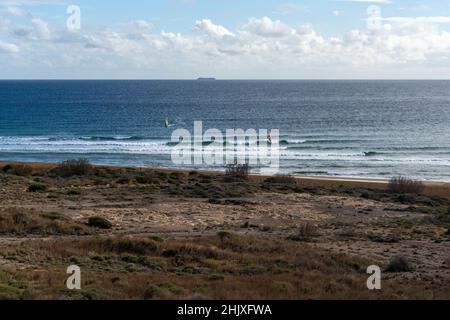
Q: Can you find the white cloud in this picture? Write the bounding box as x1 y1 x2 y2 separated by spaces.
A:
339 0 392 3
279 3 299 15
129 20 153 31
6 6 32 18
31 17 51 39
384 16 450 24
0 40 19 53
195 19 234 38
244 17 293 37
0 0 64 6
1 13 450 78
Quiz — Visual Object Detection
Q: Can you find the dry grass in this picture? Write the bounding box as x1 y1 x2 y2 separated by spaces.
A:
0 208 92 236
2 164 33 176
51 159 93 177
0 162 449 300
288 222 318 242
2 233 448 300
388 176 425 194
265 174 297 185
0 234 366 299
28 183 48 193
225 163 250 181
385 256 415 273
87 216 112 229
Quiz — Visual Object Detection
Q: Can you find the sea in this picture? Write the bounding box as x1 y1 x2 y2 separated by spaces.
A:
0 80 449 181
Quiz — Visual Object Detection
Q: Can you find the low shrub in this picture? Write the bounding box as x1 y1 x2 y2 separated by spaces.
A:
288 222 318 242
225 163 250 181
28 183 48 193
2 164 33 176
385 256 414 273
67 189 82 196
217 231 232 244
208 274 225 281
52 159 92 177
83 237 158 255
87 216 112 229
445 257 450 269
265 174 296 185
135 173 161 184
143 286 161 300
41 212 68 221
0 208 90 235
388 176 425 194
116 175 132 184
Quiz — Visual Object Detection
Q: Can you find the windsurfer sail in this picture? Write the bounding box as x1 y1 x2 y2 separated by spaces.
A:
267 129 273 145
165 117 170 128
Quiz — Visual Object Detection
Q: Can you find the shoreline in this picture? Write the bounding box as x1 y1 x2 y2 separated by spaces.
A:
2 159 450 199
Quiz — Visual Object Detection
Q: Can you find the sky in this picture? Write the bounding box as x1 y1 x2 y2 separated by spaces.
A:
1 0 450 79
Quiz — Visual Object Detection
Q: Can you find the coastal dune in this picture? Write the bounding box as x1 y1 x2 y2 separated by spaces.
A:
0 160 448 299
1 160 450 199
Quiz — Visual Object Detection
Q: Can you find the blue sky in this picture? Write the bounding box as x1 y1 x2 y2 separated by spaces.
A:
1 0 450 78
11 1 450 36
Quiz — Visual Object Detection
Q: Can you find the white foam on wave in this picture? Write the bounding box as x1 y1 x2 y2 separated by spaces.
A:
0 136 172 154
1 136 450 169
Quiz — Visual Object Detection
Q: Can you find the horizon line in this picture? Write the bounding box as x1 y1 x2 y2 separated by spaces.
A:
2 78 450 81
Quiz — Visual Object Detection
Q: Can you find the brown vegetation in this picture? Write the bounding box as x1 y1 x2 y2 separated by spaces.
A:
0 208 91 235
388 176 425 194
287 222 318 242
0 161 448 300
265 174 297 185
2 164 33 176
225 163 250 181
87 216 113 229
51 159 93 177
385 256 415 273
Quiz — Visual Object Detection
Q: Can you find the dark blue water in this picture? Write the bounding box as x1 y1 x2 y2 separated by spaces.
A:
1 80 449 180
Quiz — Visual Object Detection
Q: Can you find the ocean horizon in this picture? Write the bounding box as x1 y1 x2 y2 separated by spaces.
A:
1 80 449 181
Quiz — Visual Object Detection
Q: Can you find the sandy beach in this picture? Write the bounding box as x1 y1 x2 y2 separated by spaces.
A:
0 160 449 299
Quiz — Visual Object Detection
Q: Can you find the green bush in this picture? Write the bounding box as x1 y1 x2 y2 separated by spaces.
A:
28 183 48 193
208 274 225 281
67 189 82 196
217 231 232 243
41 212 68 221
385 256 414 273
143 286 160 300
87 216 112 229
2 164 33 176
